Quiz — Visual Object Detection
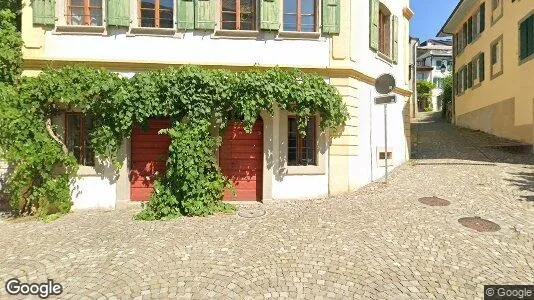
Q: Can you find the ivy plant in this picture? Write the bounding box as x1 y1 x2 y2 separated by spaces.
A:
0 65 349 220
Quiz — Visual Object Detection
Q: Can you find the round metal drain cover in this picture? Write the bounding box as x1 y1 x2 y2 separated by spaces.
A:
238 209 265 218
418 196 450 206
458 216 500 232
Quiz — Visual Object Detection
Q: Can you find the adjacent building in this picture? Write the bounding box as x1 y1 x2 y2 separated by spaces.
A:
439 0 534 143
19 0 413 209
416 39 452 112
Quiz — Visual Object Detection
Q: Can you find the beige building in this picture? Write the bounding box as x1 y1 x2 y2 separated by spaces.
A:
18 0 413 209
439 0 534 144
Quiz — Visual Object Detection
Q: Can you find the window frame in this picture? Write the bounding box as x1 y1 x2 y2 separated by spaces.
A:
282 0 318 33
138 0 174 28
377 3 392 58
64 113 95 167
66 0 103 26
519 11 534 65
490 34 504 80
220 0 257 31
287 116 317 167
491 0 503 25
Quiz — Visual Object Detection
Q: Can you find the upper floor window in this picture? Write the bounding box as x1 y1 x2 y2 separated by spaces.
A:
490 35 503 79
378 5 391 56
67 0 103 26
65 113 95 166
288 116 316 166
491 0 502 24
139 0 174 28
283 0 317 32
519 13 534 63
221 0 256 30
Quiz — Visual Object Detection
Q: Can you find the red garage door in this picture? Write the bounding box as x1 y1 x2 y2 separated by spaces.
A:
219 120 263 201
130 119 170 201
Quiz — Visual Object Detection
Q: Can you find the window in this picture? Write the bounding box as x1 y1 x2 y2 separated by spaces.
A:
467 17 473 44
462 66 468 92
479 3 485 33
221 0 256 30
490 35 503 78
519 13 534 62
433 77 443 89
467 62 473 89
65 113 94 166
378 6 391 56
288 117 316 166
67 0 103 26
491 0 502 24
479 53 485 82
462 22 468 48
435 60 442 68
283 0 316 32
139 0 173 28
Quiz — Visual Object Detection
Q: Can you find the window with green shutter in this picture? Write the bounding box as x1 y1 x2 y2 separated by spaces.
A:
195 0 216 30
322 0 340 34
283 0 317 32
177 0 195 29
519 14 534 62
479 3 485 33
369 0 379 51
107 0 130 26
260 0 279 30
479 53 485 82
33 0 56 25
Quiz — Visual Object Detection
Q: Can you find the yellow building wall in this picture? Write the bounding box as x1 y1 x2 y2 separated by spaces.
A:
454 0 534 143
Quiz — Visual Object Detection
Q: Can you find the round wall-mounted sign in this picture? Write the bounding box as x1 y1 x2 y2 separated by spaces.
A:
375 73 396 95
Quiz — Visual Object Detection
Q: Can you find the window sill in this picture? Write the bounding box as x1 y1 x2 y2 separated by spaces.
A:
128 27 177 37
54 25 106 35
213 29 260 39
77 166 98 176
376 52 393 65
283 165 325 175
276 31 321 40
519 53 534 66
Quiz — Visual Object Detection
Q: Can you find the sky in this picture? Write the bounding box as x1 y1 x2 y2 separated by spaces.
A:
410 0 459 41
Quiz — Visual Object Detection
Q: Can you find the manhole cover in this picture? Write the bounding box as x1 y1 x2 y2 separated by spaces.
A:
458 216 500 232
418 197 450 206
238 209 265 218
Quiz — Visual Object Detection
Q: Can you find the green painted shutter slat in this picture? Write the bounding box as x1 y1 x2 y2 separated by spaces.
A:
260 0 279 31
528 16 534 57
33 0 55 25
392 15 398 63
322 0 340 34
195 0 215 30
177 0 195 29
369 0 379 51
107 0 130 27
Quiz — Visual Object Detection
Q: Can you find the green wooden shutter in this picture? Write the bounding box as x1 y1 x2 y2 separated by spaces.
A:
195 0 215 30
520 20 528 60
528 16 534 58
177 0 195 29
33 0 55 25
107 0 130 27
479 3 485 33
392 15 398 63
369 0 379 51
260 0 279 31
479 53 485 82
322 0 340 34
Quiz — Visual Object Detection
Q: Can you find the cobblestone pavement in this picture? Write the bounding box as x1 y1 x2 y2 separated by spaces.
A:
1 113 534 299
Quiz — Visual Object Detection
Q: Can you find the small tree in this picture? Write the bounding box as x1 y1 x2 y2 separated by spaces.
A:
440 75 453 121
0 9 23 85
416 80 435 112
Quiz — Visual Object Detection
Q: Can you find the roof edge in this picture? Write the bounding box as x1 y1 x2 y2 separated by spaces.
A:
436 0 466 37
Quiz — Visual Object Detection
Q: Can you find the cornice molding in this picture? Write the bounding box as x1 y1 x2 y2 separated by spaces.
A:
23 57 413 97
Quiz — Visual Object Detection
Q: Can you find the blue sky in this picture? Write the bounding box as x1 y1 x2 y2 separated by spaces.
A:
410 0 459 41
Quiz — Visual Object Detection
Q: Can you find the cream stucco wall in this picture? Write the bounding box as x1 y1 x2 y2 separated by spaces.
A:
453 0 534 143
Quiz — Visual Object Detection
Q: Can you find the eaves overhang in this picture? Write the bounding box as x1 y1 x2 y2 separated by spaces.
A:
437 0 479 37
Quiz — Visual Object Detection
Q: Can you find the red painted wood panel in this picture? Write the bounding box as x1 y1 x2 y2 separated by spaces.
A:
219 120 263 201
130 119 171 201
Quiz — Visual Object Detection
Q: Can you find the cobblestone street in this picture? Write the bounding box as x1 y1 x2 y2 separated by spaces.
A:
1 113 534 299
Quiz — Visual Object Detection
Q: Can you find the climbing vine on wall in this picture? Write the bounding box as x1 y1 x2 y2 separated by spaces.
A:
0 65 348 220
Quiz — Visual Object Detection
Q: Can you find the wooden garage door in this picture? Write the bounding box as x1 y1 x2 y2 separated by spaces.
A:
219 120 263 201
130 119 170 201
